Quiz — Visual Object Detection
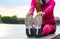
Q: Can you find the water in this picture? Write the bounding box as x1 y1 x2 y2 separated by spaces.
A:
0 24 60 39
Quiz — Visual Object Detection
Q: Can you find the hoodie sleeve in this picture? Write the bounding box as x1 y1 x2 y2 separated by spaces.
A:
29 0 36 15
43 0 55 14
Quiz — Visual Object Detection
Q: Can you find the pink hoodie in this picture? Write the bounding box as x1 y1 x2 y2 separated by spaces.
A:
29 0 56 24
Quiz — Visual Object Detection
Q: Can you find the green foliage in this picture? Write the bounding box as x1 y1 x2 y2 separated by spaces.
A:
1 15 20 24
11 15 20 24
18 18 25 24
1 16 12 23
1 15 25 24
0 15 2 23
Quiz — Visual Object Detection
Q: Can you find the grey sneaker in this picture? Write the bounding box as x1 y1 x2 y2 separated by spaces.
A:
25 15 33 26
34 15 42 37
25 15 34 37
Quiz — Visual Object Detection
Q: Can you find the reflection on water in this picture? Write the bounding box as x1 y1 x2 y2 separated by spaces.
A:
0 24 59 39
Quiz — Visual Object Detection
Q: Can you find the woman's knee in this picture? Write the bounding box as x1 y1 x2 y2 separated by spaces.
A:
42 24 56 36
42 24 50 36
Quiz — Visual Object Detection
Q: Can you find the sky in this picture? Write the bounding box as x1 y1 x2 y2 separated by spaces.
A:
0 0 31 7
0 0 60 18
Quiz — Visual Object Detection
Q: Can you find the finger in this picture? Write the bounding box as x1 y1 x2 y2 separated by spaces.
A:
38 12 41 16
41 13 45 17
26 13 29 16
37 12 39 15
41 14 43 16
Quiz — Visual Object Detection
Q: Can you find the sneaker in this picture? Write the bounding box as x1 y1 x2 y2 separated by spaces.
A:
25 15 34 37
26 26 34 37
34 15 42 37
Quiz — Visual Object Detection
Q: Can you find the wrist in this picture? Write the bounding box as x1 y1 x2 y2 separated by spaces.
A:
43 11 45 15
28 12 33 15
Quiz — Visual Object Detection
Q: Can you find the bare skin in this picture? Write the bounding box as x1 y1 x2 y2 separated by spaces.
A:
26 12 33 17
37 11 45 16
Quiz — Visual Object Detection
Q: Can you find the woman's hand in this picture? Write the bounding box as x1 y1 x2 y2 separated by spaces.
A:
37 11 45 16
26 12 33 16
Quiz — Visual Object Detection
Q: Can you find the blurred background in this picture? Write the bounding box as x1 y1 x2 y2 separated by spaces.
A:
0 0 60 24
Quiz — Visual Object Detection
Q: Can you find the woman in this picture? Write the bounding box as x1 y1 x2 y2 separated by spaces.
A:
25 0 56 37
